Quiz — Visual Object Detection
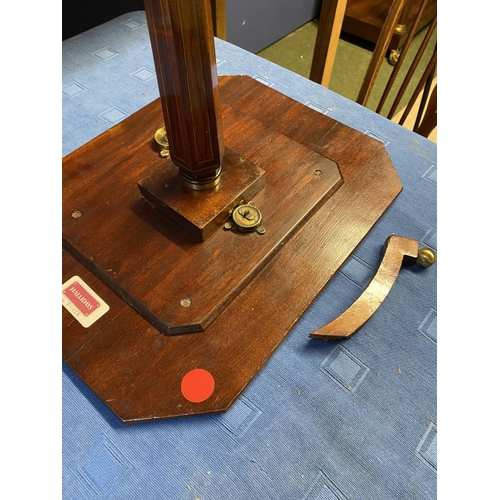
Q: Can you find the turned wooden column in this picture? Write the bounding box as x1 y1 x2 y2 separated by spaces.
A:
144 0 224 190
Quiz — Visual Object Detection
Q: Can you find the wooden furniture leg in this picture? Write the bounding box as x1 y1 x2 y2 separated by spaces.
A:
388 0 414 64
210 0 226 40
309 0 348 87
140 0 265 241
143 0 224 189
356 0 406 106
396 44 436 126
309 235 435 340
376 0 430 114
415 82 436 138
386 15 436 119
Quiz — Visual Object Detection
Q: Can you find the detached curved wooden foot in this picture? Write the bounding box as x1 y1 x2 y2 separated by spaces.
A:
310 235 435 341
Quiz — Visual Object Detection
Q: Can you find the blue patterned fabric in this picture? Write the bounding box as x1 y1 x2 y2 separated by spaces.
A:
63 12 437 499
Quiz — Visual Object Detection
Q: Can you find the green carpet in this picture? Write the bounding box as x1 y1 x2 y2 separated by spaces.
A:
257 19 437 118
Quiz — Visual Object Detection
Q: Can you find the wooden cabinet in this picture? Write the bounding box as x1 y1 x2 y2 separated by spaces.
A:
342 0 437 61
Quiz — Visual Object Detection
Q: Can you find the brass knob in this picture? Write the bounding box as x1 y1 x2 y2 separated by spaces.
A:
416 247 436 268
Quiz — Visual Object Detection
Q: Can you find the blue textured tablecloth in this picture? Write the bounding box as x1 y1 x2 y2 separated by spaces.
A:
62 12 437 499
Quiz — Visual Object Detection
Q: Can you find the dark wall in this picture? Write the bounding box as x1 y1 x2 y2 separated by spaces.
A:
226 0 321 53
62 0 321 53
62 0 145 40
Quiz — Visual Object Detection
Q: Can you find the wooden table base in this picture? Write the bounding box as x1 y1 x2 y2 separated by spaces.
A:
62 75 402 422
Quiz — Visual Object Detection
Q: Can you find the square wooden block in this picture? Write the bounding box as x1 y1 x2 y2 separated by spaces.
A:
138 148 266 241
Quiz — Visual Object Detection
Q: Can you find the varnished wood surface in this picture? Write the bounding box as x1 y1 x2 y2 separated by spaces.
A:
63 76 343 335
309 235 418 340
138 148 266 241
62 75 402 421
143 0 224 185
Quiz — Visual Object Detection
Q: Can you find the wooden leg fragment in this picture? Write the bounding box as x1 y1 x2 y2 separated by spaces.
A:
309 235 435 341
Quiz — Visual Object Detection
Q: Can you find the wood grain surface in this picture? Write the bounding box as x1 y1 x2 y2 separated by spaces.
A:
143 0 224 186
63 77 343 334
138 148 266 241
62 75 402 421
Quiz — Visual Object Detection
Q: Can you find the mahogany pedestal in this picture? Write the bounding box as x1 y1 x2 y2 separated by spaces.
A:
62 75 402 422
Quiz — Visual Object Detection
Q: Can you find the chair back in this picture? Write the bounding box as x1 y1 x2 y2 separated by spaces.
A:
310 0 437 138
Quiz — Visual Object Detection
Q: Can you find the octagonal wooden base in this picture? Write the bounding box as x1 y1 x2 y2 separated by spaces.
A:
62 75 402 422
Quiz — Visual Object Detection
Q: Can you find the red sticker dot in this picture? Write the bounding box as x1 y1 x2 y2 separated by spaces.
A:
181 369 215 403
